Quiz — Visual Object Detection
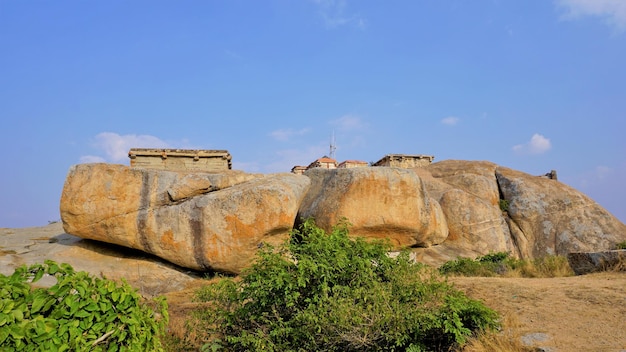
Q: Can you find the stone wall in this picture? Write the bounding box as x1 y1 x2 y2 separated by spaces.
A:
373 154 434 168
337 160 368 168
128 148 232 171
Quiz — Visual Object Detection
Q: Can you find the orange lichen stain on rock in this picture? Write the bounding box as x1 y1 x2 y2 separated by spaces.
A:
202 233 227 263
224 214 257 242
160 229 182 251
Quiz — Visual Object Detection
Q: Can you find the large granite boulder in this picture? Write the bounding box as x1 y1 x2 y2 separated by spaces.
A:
410 161 515 265
59 160 626 273
60 163 310 274
410 160 626 266
496 166 626 258
425 160 501 206
298 167 448 248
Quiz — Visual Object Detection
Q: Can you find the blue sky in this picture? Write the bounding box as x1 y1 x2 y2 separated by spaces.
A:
1 0 625 228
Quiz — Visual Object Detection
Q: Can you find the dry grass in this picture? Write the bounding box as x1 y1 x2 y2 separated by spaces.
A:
605 253 626 272
462 313 534 352
503 255 574 278
441 254 575 279
161 278 223 351
161 302 209 351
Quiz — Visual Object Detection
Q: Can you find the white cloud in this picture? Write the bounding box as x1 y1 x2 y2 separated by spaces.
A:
556 0 626 31
331 114 367 131
311 0 367 30
85 132 171 163
577 165 614 188
269 128 311 142
593 165 613 180
441 116 460 126
512 133 552 155
79 155 106 164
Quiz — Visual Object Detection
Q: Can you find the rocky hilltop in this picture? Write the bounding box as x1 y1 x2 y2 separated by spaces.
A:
58 160 626 274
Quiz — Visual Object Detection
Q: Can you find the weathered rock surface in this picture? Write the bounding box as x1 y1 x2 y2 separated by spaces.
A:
58 160 626 273
60 163 310 273
567 250 626 275
496 166 626 258
425 160 501 206
0 222 197 295
411 161 516 265
298 167 448 248
411 160 626 266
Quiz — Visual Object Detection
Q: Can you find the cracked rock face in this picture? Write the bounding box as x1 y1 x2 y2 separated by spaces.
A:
413 160 626 266
496 166 625 258
59 161 626 273
60 164 311 273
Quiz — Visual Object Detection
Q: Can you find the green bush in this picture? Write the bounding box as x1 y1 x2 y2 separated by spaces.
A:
439 252 574 278
616 241 626 250
0 260 168 351
439 252 512 277
193 219 499 352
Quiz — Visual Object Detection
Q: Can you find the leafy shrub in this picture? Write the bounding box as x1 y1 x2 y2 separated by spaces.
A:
439 252 574 278
616 241 626 250
0 260 168 351
193 219 499 352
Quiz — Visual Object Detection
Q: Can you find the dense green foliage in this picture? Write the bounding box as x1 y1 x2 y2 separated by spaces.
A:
616 241 626 250
0 260 168 351
439 252 573 278
193 219 499 352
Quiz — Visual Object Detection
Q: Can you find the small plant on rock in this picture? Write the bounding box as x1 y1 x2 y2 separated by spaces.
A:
498 199 510 212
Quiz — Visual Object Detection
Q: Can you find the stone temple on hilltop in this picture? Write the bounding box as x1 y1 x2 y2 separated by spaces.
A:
128 148 232 171
371 154 434 168
291 154 434 174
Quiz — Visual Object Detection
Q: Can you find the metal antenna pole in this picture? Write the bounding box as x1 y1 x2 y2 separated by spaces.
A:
330 131 337 159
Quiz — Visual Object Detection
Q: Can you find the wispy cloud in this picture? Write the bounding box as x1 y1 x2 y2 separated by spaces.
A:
573 162 626 222
269 128 311 142
441 116 460 126
556 0 626 31
79 155 107 163
330 114 367 131
311 0 367 30
512 133 552 155
82 132 171 163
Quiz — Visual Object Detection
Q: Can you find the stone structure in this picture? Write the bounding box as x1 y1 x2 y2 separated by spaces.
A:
372 154 434 168
290 165 307 175
337 160 368 169
539 170 558 181
567 250 626 275
306 156 337 169
128 148 232 171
